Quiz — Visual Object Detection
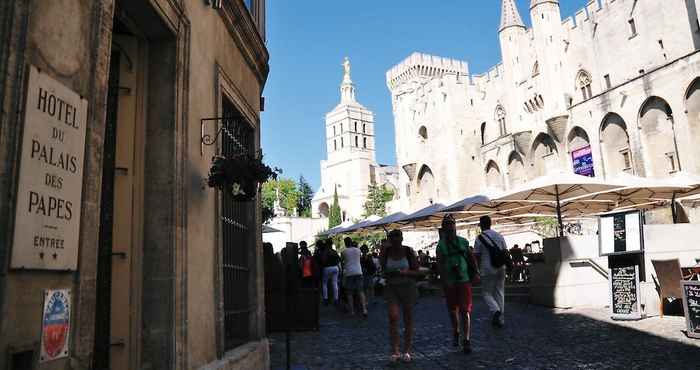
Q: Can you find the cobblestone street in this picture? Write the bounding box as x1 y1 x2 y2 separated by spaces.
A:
270 295 700 370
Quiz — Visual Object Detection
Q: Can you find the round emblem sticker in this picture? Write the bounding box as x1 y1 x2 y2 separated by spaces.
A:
41 290 70 361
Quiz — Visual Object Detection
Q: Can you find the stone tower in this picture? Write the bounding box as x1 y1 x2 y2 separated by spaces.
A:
530 0 566 116
312 58 378 221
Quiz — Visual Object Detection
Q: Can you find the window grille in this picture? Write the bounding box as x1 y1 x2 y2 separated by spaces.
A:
220 96 255 350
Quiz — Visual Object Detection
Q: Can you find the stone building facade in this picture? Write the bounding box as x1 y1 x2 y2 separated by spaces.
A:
0 1 269 369
388 0 700 212
312 59 398 222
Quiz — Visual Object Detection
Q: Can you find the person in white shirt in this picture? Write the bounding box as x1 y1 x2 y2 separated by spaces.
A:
473 216 508 328
341 238 367 317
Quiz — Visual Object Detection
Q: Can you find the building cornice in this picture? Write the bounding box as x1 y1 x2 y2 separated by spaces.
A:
218 0 270 86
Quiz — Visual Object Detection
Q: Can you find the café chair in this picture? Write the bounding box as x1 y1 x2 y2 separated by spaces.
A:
651 259 683 318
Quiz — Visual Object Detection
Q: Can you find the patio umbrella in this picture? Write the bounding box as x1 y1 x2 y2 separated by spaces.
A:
394 202 449 226
496 172 625 236
363 211 408 232
340 215 382 234
321 220 354 236
262 225 283 233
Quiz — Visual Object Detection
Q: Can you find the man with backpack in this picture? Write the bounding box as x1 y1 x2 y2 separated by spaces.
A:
436 214 479 354
474 215 509 328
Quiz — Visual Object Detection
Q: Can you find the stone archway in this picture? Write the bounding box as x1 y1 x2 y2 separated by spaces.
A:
639 96 678 177
600 113 632 177
685 77 700 173
507 151 526 187
416 165 435 206
318 202 330 217
530 133 559 177
485 160 504 191
567 126 590 151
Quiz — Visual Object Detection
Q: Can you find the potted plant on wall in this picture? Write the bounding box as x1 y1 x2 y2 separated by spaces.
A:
207 152 280 201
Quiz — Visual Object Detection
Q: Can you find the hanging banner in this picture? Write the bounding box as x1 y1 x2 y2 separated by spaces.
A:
40 289 71 363
572 145 595 177
10 66 88 270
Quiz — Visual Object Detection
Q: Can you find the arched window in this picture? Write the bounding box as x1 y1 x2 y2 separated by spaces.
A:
341 123 343 132
600 113 632 175
639 96 678 176
495 105 507 136
418 126 428 140
576 70 593 100
334 139 337 151
532 61 540 77
363 124 366 134
355 136 358 147
341 137 344 147
333 126 336 136
480 122 487 145
363 137 367 148
354 122 358 132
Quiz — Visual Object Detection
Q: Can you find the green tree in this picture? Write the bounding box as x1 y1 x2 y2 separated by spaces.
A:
296 175 314 218
328 187 342 229
261 178 300 217
362 184 395 217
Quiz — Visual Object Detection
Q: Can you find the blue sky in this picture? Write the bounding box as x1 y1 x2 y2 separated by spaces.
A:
261 0 585 190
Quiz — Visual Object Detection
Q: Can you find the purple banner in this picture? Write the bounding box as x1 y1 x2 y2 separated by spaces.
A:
572 145 595 177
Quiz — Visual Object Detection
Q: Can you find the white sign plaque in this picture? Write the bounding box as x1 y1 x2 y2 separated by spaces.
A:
10 66 88 270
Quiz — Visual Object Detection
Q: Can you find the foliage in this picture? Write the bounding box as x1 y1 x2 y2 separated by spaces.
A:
329 187 342 229
362 184 395 218
261 178 300 215
296 175 314 218
532 216 559 238
207 153 280 201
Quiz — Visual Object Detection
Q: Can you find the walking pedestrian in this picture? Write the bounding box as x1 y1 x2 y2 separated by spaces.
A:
320 240 340 306
474 216 508 328
381 230 422 363
436 215 479 353
360 244 377 302
299 241 316 288
341 238 367 317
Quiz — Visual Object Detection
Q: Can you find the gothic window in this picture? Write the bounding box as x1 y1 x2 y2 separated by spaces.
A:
418 126 428 140
628 19 637 37
495 105 507 136
576 70 593 100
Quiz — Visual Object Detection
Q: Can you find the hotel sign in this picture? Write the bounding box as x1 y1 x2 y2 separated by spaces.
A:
11 66 88 270
572 145 595 177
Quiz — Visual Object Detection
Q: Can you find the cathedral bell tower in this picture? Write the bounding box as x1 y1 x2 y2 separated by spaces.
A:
312 58 379 220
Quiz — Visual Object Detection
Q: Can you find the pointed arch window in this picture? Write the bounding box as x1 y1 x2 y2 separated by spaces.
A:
495 105 507 136
576 70 593 100
532 61 540 77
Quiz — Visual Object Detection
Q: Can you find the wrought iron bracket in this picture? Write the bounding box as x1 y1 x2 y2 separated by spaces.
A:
201 117 229 155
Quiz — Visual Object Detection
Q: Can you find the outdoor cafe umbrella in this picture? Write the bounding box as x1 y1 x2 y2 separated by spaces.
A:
363 211 408 232
496 172 625 236
262 225 283 233
340 215 382 234
321 220 354 236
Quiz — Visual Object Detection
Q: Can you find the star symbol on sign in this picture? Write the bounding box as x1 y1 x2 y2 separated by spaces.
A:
52 253 58 259
39 252 45 259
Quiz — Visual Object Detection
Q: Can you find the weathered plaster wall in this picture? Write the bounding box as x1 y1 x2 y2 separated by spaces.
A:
0 0 115 368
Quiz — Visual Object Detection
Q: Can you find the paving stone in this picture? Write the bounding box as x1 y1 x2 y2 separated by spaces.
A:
270 296 700 369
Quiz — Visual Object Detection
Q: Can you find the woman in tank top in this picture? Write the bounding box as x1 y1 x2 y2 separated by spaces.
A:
380 229 422 363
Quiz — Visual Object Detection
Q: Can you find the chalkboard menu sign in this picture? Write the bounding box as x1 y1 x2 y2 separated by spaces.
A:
681 281 700 339
609 265 642 320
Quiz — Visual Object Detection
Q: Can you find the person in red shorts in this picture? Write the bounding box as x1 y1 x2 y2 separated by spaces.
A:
436 214 480 354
